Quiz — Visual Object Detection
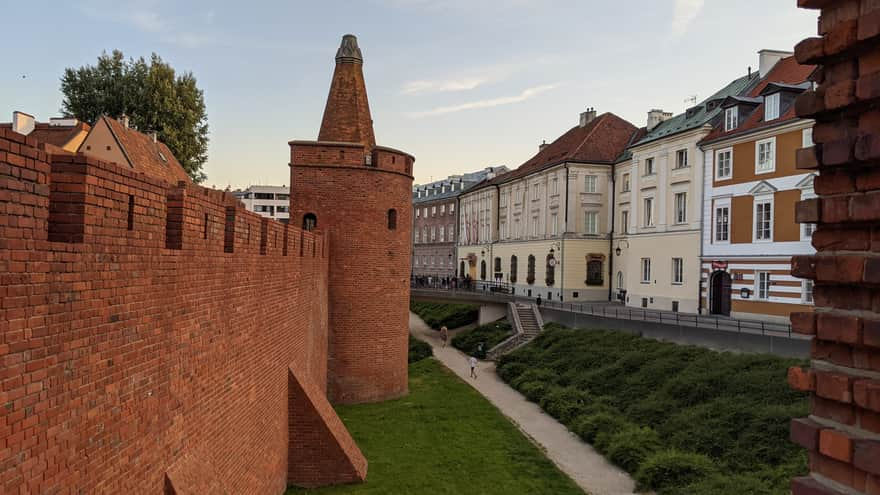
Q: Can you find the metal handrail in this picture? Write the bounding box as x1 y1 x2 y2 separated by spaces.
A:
410 285 796 338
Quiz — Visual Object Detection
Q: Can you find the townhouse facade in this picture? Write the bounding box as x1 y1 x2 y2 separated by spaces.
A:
457 109 640 302
412 167 505 279
699 54 816 321
233 185 291 223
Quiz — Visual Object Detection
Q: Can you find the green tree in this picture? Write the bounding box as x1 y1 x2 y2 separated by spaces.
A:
60 50 209 183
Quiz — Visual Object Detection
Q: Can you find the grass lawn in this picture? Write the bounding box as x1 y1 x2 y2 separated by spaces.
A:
409 301 479 330
286 359 583 495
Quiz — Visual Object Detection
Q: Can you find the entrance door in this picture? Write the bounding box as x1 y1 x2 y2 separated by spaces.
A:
710 271 732 316
468 260 477 280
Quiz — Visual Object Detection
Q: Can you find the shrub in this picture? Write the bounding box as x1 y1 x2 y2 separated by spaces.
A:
571 412 629 446
518 381 551 402
538 386 591 425
408 335 432 363
635 450 716 493
451 321 514 358
410 301 479 330
496 361 528 383
675 473 776 495
606 426 662 473
510 368 557 389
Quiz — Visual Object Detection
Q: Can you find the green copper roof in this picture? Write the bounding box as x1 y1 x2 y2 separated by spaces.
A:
631 72 760 148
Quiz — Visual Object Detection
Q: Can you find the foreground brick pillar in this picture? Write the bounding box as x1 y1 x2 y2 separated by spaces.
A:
789 1 880 494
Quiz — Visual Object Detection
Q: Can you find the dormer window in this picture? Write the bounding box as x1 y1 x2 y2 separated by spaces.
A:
724 107 738 132
764 93 780 121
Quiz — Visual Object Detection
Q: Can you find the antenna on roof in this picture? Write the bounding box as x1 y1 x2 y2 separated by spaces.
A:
684 95 697 107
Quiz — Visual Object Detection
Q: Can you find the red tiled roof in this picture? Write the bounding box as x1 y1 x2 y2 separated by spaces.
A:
102 116 191 184
478 113 639 188
700 56 815 144
0 121 90 150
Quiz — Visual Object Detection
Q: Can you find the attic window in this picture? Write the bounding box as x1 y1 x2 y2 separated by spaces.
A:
764 93 780 121
158 151 168 163
724 107 738 132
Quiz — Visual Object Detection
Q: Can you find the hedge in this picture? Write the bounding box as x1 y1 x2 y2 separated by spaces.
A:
408 335 432 363
495 327 809 494
451 321 514 358
410 301 479 330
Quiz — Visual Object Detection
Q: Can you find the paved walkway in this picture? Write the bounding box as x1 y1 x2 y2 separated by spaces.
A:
410 313 639 495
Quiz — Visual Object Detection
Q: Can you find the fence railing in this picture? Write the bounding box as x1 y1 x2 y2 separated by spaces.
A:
410 284 797 338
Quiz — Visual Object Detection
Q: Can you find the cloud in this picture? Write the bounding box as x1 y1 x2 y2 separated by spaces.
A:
79 2 216 48
671 0 704 37
402 57 561 96
403 77 489 95
411 83 561 118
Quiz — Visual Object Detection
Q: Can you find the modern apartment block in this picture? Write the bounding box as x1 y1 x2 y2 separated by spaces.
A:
233 185 291 223
699 53 816 321
412 167 506 279
457 109 640 301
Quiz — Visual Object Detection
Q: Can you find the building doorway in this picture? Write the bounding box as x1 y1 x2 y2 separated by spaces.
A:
710 270 732 316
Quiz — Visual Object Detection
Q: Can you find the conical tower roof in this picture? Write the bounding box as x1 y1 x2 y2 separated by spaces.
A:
318 35 376 149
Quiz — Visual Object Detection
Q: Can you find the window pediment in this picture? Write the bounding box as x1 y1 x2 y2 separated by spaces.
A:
748 180 777 196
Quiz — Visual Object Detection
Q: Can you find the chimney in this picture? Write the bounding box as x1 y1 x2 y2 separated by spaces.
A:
758 49 793 78
120 114 130 128
539 140 549 151
647 109 673 131
148 131 158 143
579 107 597 127
12 111 35 136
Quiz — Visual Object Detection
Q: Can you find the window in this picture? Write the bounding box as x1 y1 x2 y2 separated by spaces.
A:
532 218 538 237
756 271 771 300
303 213 317 231
617 271 624 289
715 206 729 242
423 227 428 243
641 258 651 283
584 175 598 193
672 258 684 285
440 205 446 215
756 138 776 173
585 211 599 234
501 221 508 239
621 210 629 234
802 279 814 304
431 227 436 242
553 177 559 195
724 107 738 131
803 127 814 148
644 158 655 176
439 225 445 241
510 255 518 283
387 209 397 230
480 260 486 280
532 185 539 200
764 93 780 121
431 206 437 216
545 254 555 286
644 198 654 227
675 149 688 169
586 260 603 286
450 203 455 215
674 192 687 224
460 261 465 277
716 149 732 180
414 230 420 243
424 207 428 218
416 208 420 218
755 198 773 241
551 213 558 236
622 173 631 192
276 206 289 213
527 255 536 284
494 257 502 273
803 222 816 239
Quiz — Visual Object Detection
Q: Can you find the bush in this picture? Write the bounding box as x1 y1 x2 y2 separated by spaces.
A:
538 386 591 425
675 473 777 495
496 361 528 383
606 426 662 473
635 450 716 493
410 301 479 330
571 412 629 446
518 381 551 402
451 321 514 358
408 335 432 363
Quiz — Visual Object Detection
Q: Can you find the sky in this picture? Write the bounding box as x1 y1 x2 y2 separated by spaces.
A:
1 1 818 189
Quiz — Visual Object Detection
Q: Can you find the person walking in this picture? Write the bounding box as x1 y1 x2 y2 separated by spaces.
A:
440 326 449 347
536 294 542 307
469 355 478 379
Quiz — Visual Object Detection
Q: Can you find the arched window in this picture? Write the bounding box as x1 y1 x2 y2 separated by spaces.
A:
527 255 536 285
480 260 487 280
586 259 603 286
303 213 317 232
460 260 466 278
617 271 624 289
387 209 397 230
494 257 502 273
546 254 556 286
510 255 518 284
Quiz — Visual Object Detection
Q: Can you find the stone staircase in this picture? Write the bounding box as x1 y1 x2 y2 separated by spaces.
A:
486 302 544 361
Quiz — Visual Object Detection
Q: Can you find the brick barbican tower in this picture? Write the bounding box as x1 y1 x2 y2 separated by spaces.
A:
289 35 415 404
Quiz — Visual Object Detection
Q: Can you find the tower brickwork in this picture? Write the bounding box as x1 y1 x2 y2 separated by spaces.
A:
290 35 415 404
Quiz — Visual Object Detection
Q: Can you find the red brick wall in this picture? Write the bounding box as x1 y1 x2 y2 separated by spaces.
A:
789 2 880 494
290 141 413 405
0 128 344 493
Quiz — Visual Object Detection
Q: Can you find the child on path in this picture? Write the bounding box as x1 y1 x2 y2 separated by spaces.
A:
440 326 449 347
469 356 478 379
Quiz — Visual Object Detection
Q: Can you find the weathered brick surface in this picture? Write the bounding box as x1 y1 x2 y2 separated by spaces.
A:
0 123 371 493
792 2 880 494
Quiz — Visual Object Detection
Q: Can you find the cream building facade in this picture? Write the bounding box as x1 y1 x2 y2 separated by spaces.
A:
458 110 640 302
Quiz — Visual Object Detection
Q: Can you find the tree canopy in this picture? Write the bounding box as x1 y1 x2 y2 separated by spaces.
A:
60 50 209 183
